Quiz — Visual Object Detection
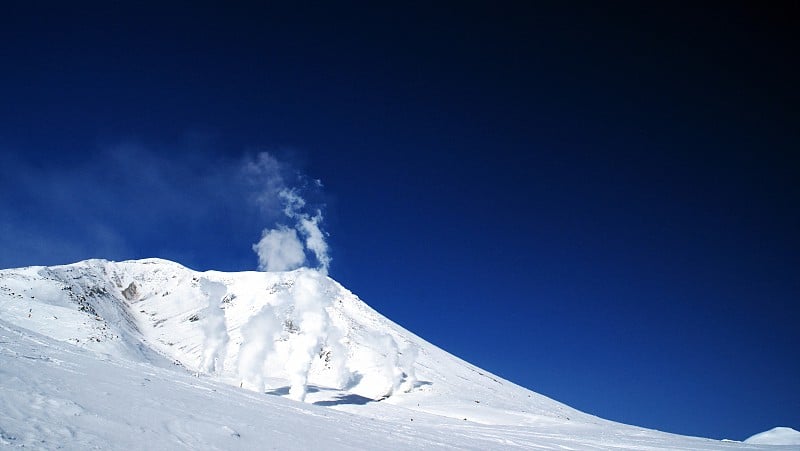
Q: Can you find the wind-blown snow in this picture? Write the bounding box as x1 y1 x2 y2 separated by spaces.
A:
0 258 791 450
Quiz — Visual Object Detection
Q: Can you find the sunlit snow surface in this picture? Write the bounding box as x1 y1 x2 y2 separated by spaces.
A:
0 259 790 450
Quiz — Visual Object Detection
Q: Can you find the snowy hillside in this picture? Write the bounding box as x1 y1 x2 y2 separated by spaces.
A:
744 427 800 446
0 259 793 449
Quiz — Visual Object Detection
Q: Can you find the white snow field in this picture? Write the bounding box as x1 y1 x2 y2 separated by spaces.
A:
0 258 794 450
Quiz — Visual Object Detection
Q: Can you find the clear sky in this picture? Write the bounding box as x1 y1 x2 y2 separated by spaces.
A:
1 2 797 441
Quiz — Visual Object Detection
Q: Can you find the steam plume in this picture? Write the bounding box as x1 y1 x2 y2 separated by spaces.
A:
200 278 229 374
253 226 306 271
246 153 331 274
235 152 417 401
238 304 282 393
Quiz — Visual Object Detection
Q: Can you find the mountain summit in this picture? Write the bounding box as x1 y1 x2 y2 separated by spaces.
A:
0 259 785 449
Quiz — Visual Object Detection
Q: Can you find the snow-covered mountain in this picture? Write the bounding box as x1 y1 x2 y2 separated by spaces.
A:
0 258 794 449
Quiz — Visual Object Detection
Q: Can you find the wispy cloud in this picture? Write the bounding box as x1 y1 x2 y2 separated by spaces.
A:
244 152 331 274
0 143 333 273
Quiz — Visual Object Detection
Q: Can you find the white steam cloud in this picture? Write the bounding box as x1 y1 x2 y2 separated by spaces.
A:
236 270 352 401
357 332 418 398
253 226 306 272
284 271 330 401
298 213 330 273
231 152 417 402
200 278 229 374
246 153 331 274
238 304 282 393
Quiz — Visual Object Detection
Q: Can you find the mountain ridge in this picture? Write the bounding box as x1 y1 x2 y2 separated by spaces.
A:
0 258 791 449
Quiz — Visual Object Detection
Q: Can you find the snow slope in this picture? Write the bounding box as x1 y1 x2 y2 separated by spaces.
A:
745 427 800 446
0 259 792 450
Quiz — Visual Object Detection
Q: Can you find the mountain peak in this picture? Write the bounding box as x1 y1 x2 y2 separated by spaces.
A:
0 258 787 449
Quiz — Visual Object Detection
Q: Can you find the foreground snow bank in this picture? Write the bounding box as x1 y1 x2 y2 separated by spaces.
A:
2 319 776 450
0 319 445 450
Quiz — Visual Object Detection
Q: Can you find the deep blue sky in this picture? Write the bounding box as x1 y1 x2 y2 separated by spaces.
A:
1 2 797 441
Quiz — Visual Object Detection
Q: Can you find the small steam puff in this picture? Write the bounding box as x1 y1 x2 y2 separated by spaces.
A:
363 332 418 398
248 152 331 275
